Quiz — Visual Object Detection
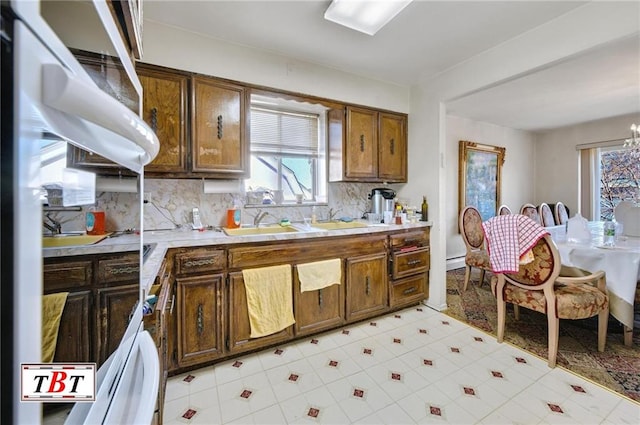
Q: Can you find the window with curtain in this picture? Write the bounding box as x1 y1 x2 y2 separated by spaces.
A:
245 97 328 204
579 141 640 220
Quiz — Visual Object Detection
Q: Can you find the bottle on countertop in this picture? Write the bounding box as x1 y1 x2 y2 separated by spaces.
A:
311 206 317 224
226 197 242 229
421 196 429 221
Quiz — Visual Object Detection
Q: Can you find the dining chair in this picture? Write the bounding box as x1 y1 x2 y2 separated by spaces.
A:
498 205 512 215
459 206 492 291
491 234 609 368
554 201 569 225
519 203 541 225
538 202 555 227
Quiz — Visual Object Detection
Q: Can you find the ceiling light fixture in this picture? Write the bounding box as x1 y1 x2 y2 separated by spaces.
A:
623 123 640 149
324 0 413 36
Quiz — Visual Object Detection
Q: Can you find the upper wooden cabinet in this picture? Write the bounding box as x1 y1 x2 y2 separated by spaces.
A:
330 106 407 183
137 64 189 174
191 76 249 177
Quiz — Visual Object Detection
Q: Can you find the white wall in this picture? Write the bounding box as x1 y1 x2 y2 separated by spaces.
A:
534 112 640 218
446 115 535 260
142 21 410 113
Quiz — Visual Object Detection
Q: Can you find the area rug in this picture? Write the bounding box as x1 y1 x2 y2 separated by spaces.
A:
445 268 640 401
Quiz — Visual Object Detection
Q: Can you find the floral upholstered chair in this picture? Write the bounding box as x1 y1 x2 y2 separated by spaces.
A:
554 201 569 226
519 203 541 225
491 235 609 367
538 202 556 227
459 206 492 292
498 205 512 215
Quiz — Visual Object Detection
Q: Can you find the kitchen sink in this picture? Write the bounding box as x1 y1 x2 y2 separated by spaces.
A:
223 225 300 236
42 233 110 248
310 221 368 231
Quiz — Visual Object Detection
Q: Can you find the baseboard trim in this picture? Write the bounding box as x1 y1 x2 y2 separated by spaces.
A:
446 257 465 271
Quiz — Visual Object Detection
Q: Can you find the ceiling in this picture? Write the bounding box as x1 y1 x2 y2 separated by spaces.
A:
144 1 640 132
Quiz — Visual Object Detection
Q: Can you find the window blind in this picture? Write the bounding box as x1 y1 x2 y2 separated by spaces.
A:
251 107 318 155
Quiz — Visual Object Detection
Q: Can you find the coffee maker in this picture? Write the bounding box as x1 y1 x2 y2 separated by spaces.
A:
368 188 396 215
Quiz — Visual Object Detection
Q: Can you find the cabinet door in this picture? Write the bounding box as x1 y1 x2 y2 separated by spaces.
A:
345 107 378 179
138 66 188 173
227 272 293 355
378 112 407 182
192 77 248 176
176 274 224 367
345 252 388 322
96 284 140 366
293 267 344 337
53 291 91 363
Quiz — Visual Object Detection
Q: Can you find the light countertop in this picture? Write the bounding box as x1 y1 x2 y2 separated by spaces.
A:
43 221 433 291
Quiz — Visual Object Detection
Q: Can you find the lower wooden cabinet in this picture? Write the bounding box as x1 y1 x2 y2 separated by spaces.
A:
96 284 140 365
227 272 294 355
345 252 388 322
53 291 91 363
176 274 225 367
293 269 345 337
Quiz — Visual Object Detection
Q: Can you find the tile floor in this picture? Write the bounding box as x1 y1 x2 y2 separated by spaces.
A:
161 306 640 425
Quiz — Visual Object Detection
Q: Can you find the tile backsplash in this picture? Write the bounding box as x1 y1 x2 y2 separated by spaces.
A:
45 179 401 233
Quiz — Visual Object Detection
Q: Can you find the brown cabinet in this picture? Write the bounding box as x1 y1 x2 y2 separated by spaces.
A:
43 251 140 368
138 64 189 174
330 106 407 182
389 228 430 309
67 50 139 174
96 284 139 365
345 252 388 322
191 76 249 177
293 265 345 337
175 274 225 367
227 272 294 355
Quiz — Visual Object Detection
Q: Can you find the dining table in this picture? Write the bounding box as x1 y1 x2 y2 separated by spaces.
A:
546 221 640 346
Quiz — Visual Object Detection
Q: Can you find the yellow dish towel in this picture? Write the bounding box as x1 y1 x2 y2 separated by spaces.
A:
297 258 342 293
42 292 68 363
242 265 295 338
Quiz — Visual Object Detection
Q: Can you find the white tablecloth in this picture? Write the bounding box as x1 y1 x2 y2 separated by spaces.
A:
547 222 640 329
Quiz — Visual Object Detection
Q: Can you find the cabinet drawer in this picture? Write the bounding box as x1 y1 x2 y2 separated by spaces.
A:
392 247 430 279
97 255 139 284
44 260 93 291
389 229 429 249
174 248 226 275
390 274 426 308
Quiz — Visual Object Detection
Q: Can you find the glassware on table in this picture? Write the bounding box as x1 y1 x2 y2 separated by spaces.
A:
603 220 616 246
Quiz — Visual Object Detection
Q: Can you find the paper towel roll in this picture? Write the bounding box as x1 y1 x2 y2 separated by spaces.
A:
96 176 138 193
202 179 244 194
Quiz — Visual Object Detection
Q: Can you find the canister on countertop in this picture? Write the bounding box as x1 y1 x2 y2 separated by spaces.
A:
86 207 106 235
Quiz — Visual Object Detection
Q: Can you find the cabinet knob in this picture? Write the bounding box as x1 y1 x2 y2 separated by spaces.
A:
318 288 323 308
390 138 395 155
360 134 365 152
365 276 371 295
217 114 223 139
403 286 417 295
407 259 422 266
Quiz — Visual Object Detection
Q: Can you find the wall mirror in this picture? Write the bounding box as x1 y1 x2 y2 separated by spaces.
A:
458 140 506 221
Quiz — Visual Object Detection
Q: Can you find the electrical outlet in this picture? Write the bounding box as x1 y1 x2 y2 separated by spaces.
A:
144 192 151 202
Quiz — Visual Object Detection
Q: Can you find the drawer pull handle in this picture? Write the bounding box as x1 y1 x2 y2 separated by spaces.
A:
168 294 175 315
360 134 365 152
150 107 158 132
184 258 216 268
217 114 223 139
365 276 371 295
110 265 139 275
318 289 323 308
196 304 204 335
390 138 395 155
407 259 422 266
402 286 417 295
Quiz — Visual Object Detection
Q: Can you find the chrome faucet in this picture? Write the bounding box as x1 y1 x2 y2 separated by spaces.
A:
43 213 62 235
328 207 341 221
253 210 270 227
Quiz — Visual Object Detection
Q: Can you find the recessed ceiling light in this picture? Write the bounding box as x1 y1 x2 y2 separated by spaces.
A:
324 0 413 36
